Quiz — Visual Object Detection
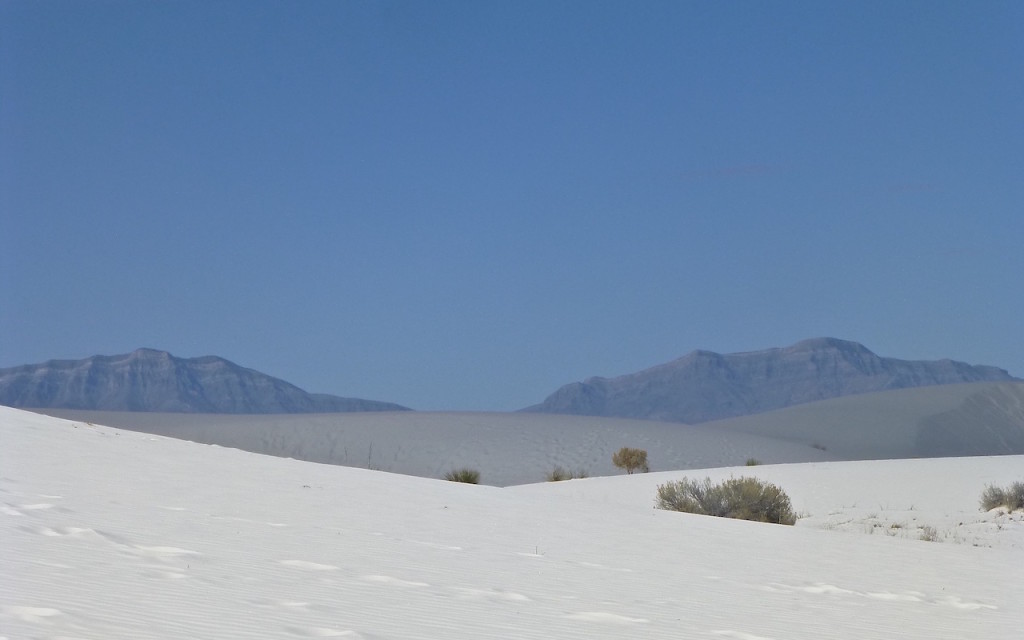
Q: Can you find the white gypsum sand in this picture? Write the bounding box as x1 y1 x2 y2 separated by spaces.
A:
2 406 1022 639
37 380 1024 488
34 409 840 486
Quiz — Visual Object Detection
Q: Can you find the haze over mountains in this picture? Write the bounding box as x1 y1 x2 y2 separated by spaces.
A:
0 349 409 414
11 338 1024 477
1 338 1018 423
525 337 1018 423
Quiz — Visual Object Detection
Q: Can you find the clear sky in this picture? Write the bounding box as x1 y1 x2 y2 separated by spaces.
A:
2 1 1022 411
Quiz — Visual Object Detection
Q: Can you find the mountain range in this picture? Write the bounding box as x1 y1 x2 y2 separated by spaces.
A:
523 337 1018 423
2 339 1018 420
0 349 409 414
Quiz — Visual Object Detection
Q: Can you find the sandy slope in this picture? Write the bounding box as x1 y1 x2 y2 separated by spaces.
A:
2 406 1022 639
35 382 1024 491
702 381 1024 458
510 456 1024 550
35 409 837 486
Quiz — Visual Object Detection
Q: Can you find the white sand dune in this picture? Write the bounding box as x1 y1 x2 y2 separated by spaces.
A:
36 381 1024 491
703 381 1024 458
3 406 1022 639
36 409 838 486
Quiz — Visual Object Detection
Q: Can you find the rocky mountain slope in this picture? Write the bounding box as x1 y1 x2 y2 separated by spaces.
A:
524 338 1017 423
0 349 409 413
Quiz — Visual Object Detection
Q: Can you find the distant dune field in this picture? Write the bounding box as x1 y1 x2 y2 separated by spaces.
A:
702 381 1024 458
35 409 835 486
36 381 1024 485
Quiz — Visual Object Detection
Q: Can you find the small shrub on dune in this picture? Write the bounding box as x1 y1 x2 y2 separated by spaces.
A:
980 481 1024 511
443 468 480 484
919 525 940 542
612 447 650 474
546 466 589 482
745 458 762 466
656 476 797 525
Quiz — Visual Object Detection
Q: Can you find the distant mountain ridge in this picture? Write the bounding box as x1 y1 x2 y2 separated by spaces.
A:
524 338 1018 423
0 349 410 414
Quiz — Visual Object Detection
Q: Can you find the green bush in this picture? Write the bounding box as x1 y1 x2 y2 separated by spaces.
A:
656 476 797 525
443 467 480 484
612 447 649 474
980 481 1024 511
745 458 762 466
546 466 589 481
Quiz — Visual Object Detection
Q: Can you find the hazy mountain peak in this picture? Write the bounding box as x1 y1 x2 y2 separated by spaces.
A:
131 347 171 356
787 337 870 352
0 350 409 414
525 338 1017 423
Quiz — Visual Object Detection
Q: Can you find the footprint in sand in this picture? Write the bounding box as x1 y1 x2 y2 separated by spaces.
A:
0 606 63 624
91 529 134 547
248 598 336 614
19 503 56 511
7 502 72 516
792 583 857 596
933 595 997 611
134 545 199 558
710 631 775 640
0 502 55 516
285 626 367 638
565 612 648 624
141 566 190 580
277 601 312 609
362 574 430 588
864 590 925 603
766 582 993 611
452 587 531 602
765 582 860 597
21 525 97 538
280 560 339 571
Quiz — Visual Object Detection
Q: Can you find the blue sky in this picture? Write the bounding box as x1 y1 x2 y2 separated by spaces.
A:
2 1 1022 410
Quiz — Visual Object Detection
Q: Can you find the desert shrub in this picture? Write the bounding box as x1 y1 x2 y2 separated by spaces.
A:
546 466 589 482
656 476 797 525
612 447 649 474
980 481 1024 511
919 525 940 542
745 458 761 466
547 466 569 482
443 467 480 484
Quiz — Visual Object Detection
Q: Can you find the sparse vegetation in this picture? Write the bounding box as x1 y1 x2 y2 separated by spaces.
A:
612 447 649 474
443 467 480 484
546 466 589 481
980 481 1024 511
655 476 797 525
745 458 761 466
919 525 939 542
